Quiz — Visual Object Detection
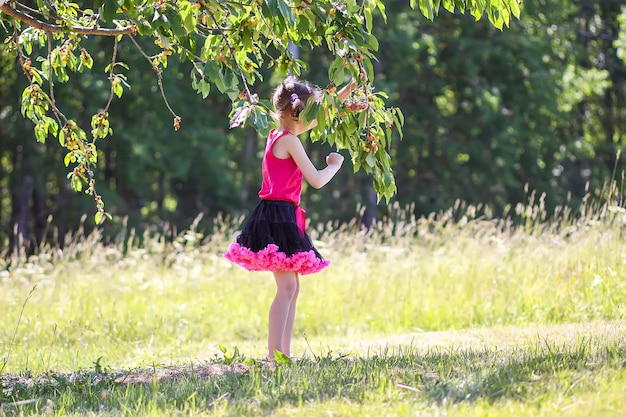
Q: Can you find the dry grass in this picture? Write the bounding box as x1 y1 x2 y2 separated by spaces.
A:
0 190 625 415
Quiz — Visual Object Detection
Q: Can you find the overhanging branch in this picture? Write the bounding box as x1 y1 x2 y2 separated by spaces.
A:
0 2 134 36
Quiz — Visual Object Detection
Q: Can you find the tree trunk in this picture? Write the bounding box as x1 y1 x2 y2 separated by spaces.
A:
14 176 33 252
361 178 378 228
32 175 48 250
241 128 258 204
599 1 625 177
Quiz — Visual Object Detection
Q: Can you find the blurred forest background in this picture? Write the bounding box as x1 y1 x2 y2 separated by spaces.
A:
1 0 625 251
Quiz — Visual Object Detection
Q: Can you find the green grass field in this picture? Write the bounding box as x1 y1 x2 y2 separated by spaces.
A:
1 196 625 416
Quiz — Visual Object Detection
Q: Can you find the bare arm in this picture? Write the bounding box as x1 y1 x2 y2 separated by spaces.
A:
276 134 344 189
337 79 358 102
299 80 358 134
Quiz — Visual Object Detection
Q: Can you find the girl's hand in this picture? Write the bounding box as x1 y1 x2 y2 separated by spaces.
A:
337 80 357 103
326 152 344 168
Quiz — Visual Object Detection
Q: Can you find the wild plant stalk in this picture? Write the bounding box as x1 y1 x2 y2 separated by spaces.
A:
602 149 623 205
1 284 37 374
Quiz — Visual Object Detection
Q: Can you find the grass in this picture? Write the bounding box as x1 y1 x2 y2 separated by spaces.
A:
1 327 625 416
1 191 625 415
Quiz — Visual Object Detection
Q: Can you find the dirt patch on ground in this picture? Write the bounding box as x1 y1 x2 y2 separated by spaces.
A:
0 362 258 397
113 362 252 384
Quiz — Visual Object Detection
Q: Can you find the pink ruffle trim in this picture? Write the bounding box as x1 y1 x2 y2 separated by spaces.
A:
224 243 329 275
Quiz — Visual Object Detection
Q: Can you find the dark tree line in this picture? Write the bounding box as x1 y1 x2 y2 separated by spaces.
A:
1 0 625 254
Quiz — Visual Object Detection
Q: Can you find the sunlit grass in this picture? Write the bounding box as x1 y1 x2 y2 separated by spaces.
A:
1 191 625 415
2 333 625 416
1 192 625 373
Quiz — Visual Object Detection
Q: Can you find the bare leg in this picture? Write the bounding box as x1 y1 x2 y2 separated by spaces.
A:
267 271 298 360
281 274 300 356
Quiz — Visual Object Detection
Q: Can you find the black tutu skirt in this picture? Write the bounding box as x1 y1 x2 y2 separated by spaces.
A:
224 200 329 275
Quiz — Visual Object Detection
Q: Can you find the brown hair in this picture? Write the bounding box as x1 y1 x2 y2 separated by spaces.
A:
272 76 321 119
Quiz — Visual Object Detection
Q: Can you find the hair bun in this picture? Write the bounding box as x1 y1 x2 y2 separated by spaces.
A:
272 76 321 119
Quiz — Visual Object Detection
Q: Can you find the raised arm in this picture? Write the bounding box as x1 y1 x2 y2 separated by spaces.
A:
274 133 344 189
337 79 358 102
300 80 358 134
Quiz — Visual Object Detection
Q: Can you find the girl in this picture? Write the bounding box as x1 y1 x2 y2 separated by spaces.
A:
224 76 356 361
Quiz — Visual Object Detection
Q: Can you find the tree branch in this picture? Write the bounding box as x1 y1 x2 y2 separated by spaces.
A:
206 8 252 99
0 2 133 36
103 37 119 114
45 32 64 128
127 35 180 124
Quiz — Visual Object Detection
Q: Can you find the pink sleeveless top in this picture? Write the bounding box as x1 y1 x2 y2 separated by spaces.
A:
258 129 303 205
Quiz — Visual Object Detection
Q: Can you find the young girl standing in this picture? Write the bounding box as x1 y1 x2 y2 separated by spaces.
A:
225 76 356 361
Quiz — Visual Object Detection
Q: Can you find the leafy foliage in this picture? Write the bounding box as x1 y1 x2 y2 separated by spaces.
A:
0 0 523 221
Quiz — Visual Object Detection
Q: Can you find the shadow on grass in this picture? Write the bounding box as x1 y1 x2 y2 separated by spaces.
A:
1 336 625 415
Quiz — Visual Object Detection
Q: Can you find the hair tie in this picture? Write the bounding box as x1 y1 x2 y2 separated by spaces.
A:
290 93 299 102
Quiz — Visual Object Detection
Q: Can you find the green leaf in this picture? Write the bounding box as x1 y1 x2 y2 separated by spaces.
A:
200 80 211 99
72 175 83 192
366 33 379 51
433 0 442 16
34 121 46 143
273 350 292 364
242 28 253 50
375 0 387 22
277 0 296 27
95 211 103 225
213 69 227 93
113 82 123 98
364 7 373 33
472 0 487 20
253 107 270 137
45 116 58 137
328 57 346 85
395 108 405 127
419 0 434 21
203 60 220 82
122 0 135 17
115 61 130 71
167 8 185 38
264 0 278 18
442 0 455 14
58 130 66 147
509 0 521 19
488 7 505 29
179 0 197 33
300 101 320 126
316 106 327 133
30 68 44 85
102 0 119 23
80 51 94 69
88 144 98 163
